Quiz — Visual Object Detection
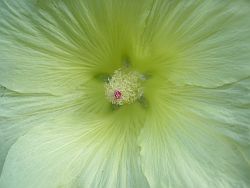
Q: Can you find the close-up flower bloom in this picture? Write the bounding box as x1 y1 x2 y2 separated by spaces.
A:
0 0 250 188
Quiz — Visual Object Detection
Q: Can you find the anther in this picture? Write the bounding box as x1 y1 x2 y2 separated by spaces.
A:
105 68 143 105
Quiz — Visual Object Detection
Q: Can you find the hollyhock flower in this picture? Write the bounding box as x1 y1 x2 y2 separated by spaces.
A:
0 0 250 187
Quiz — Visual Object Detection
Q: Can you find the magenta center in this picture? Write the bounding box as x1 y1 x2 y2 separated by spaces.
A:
114 90 122 100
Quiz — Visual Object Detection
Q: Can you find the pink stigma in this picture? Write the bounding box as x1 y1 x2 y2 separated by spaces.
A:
114 90 122 100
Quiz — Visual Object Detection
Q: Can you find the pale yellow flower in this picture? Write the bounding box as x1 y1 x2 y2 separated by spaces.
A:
0 1 250 188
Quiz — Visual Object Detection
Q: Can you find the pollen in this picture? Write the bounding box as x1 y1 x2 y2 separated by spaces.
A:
105 68 144 105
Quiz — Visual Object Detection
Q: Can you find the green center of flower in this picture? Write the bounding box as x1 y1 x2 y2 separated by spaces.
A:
105 68 144 105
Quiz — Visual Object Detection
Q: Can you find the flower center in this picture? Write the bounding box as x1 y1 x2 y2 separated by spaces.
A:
114 90 122 99
105 68 143 105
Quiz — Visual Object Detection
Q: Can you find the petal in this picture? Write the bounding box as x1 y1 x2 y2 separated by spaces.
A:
0 0 153 95
0 85 82 173
139 79 250 188
0 114 149 188
0 0 89 94
135 1 250 88
0 119 87 188
76 115 149 188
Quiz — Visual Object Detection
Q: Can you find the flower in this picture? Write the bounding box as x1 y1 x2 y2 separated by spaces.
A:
0 0 250 188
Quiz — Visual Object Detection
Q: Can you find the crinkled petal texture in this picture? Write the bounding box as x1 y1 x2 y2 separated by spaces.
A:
0 114 149 188
0 0 250 188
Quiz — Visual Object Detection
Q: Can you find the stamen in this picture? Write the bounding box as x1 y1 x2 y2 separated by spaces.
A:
105 68 143 105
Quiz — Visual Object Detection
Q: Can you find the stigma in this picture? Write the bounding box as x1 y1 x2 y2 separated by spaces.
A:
114 90 122 99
